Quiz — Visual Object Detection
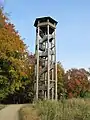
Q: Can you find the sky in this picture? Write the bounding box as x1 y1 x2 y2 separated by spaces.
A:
3 0 90 70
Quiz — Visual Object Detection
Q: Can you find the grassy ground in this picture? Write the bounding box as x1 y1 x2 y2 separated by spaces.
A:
19 104 40 120
0 104 6 110
19 98 90 120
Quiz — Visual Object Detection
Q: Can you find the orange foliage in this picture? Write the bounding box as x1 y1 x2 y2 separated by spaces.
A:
0 9 26 56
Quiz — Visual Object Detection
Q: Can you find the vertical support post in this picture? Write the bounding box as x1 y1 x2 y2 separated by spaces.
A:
36 22 39 100
44 41 47 100
54 28 57 101
47 20 50 100
45 69 47 100
51 37 54 100
45 77 47 100
51 71 54 100
55 62 57 100
34 28 37 102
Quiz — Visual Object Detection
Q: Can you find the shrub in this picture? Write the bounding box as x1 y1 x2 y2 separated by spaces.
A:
19 99 90 120
19 104 41 120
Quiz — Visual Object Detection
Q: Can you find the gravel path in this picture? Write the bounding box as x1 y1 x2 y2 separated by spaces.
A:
0 104 24 120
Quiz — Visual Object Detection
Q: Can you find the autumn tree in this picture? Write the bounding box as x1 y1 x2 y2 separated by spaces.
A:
64 68 90 98
0 9 34 103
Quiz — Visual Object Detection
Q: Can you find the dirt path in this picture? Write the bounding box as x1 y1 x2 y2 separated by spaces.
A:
0 104 24 120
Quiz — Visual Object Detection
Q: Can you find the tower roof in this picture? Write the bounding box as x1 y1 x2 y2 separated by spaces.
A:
34 16 58 27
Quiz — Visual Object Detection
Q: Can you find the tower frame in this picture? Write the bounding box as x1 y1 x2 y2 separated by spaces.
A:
34 17 58 100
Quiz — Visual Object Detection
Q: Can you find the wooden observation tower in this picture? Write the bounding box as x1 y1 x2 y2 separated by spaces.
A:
34 17 58 100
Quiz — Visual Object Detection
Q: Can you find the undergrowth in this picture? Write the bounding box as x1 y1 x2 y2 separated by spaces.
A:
19 98 90 120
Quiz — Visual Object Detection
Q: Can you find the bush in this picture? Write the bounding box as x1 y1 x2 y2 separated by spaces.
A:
19 104 41 120
19 99 90 120
84 92 90 98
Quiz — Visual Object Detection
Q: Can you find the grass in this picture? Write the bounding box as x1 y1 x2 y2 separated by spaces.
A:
19 98 90 120
19 104 41 120
0 104 6 110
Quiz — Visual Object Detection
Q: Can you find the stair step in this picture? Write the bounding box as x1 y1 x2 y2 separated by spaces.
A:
39 34 54 43
39 43 45 51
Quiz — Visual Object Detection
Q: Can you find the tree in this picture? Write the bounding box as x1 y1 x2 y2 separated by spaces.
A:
64 68 90 98
0 9 35 103
57 62 65 99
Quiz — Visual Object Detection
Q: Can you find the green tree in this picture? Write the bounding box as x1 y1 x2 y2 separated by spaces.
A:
57 62 65 99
